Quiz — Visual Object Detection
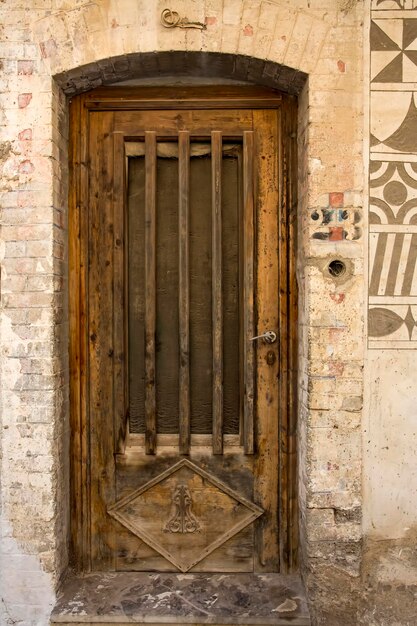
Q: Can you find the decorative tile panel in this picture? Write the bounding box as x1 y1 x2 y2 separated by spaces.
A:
370 3 417 348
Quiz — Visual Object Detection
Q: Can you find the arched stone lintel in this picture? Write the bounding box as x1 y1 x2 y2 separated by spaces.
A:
55 51 308 97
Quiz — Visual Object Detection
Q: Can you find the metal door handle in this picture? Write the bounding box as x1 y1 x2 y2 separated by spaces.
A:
250 330 277 344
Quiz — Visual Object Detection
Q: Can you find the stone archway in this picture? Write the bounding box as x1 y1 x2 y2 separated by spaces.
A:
55 51 306 96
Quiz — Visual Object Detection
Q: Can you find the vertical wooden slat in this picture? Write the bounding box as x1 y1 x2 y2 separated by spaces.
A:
69 94 87 570
243 131 255 455
211 131 223 454
145 131 157 454
89 111 116 569
278 105 289 572
275 98 299 573
80 100 91 572
238 150 245 446
179 131 190 454
113 132 127 454
286 98 299 571
253 109 280 572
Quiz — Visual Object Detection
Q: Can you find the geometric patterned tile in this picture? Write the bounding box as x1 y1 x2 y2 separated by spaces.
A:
369 230 417 297
368 304 417 341
370 91 417 153
369 160 417 224
371 19 417 82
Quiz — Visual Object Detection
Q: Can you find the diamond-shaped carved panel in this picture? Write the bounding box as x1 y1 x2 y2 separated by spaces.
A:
108 459 263 572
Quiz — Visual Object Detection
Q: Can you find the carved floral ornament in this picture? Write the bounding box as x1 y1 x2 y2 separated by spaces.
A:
164 484 201 534
160 8 207 30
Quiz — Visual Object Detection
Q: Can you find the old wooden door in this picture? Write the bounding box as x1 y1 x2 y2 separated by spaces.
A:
69 87 298 574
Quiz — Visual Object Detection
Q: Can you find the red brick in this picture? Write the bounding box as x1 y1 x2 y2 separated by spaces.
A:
18 129 32 141
328 361 345 377
243 24 254 36
18 93 32 108
329 192 344 208
17 60 34 75
18 160 35 174
330 292 345 304
329 226 344 241
39 38 57 59
205 16 217 26
337 59 346 73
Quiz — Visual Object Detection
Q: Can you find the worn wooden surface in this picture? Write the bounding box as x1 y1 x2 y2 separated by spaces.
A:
128 157 146 434
108 459 262 573
114 448 256 572
282 97 299 572
144 132 157 454
211 131 223 454
222 151 240 437
88 111 116 569
179 131 191 455
113 131 127 455
84 85 283 110
242 131 255 456
69 87 298 576
69 94 89 569
114 109 253 137
253 110 280 572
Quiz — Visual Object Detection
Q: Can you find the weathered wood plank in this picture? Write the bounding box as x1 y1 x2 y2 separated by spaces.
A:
253 110 280 572
278 103 289 572
127 157 146 433
283 97 299 572
114 109 253 137
238 150 245 446
179 131 190 454
221 151 240 436
145 131 157 454
211 131 223 454
89 111 116 569
126 433 241 447
85 84 283 111
243 131 255 455
78 98 92 571
69 94 85 569
113 132 127 454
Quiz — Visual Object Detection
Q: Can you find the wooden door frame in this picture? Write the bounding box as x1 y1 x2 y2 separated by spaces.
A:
68 85 298 573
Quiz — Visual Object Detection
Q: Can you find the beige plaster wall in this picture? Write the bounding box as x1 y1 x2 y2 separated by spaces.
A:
0 1 414 625
364 352 417 538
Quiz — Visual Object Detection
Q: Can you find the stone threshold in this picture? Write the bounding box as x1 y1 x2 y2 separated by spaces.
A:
50 572 310 625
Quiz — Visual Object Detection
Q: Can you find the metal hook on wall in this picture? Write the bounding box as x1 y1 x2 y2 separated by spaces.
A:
160 8 207 31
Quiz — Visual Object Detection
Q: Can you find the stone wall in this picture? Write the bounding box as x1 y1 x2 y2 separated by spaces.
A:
0 1 415 625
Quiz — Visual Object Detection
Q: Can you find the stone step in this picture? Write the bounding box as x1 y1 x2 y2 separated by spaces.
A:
51 572 310 626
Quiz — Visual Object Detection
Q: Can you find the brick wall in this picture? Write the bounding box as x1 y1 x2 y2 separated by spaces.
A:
1 3 70 621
